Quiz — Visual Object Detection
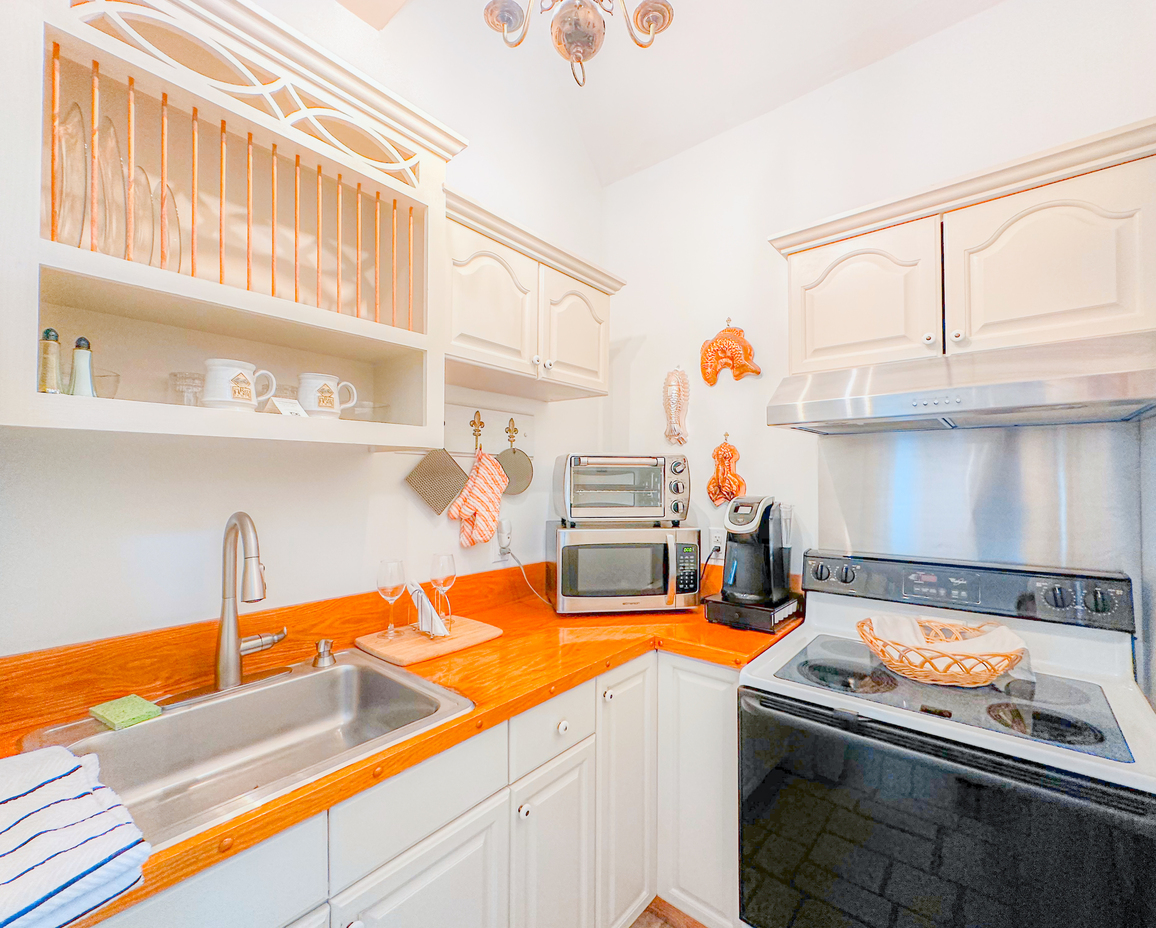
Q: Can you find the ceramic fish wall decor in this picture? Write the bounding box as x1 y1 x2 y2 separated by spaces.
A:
707 434 746 507
701 319 761 385
662 368 690 445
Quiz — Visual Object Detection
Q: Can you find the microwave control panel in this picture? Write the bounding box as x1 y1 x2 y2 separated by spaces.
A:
676 544 700 593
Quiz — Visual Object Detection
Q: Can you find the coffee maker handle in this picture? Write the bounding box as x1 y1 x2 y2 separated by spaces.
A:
666 533 677 606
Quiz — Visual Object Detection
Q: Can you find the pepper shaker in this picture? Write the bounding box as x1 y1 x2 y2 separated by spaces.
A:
38 328 61 394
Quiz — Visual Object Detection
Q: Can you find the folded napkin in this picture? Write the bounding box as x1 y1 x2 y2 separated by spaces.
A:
871 614 1027 655
0 747 151 928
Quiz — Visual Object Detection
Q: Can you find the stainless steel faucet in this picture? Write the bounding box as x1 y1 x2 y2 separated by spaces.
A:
217 512 285 691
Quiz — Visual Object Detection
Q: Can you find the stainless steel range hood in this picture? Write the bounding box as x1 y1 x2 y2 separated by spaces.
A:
766 331 1156 434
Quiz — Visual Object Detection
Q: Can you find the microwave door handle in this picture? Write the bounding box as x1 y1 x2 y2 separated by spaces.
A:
666 533 677 605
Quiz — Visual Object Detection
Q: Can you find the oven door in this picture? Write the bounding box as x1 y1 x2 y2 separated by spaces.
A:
566 456 666 520
739 688 1156 928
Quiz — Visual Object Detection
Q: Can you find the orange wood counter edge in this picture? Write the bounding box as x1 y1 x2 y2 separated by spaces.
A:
4 564 804 926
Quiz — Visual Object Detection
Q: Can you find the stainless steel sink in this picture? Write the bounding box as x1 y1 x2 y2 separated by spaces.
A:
24 650 472 847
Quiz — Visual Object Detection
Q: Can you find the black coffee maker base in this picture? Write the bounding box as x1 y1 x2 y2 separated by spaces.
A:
705 594 799 634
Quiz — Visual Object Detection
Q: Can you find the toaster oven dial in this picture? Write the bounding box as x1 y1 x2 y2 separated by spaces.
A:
670 499 686 516
670 459 686 475
670 480 687 494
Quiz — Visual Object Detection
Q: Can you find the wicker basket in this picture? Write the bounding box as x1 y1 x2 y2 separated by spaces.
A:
857 618 1025 687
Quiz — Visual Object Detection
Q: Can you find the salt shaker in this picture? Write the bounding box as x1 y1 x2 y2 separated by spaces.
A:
38 328 61 394
66 337 97 397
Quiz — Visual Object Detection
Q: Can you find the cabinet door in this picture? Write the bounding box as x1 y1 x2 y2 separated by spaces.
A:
787 216 943 374
596 654 657 928
511 736 597 928
448 220 541 376
657 654 739 928
539 266 610 394
329 790 510 928
944 156 1156 353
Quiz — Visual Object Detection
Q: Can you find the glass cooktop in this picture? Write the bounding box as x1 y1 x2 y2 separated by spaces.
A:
774 635 1133 763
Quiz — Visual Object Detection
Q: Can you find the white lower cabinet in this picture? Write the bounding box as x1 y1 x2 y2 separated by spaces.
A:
596 654 657 928
510 736 597 928
328 790 511 928
102 814 329 928
657 653 740 928
289 905 331 928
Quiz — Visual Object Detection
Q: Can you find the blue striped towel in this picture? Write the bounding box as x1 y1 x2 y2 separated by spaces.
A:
0 747 151 928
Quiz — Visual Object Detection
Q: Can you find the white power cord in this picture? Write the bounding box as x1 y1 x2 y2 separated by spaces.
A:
501 542 553 606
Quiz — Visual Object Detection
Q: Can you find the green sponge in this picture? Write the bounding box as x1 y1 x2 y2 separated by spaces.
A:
89 694 162 731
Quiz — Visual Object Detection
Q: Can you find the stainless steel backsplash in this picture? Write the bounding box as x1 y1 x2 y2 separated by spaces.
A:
817 423 1151 695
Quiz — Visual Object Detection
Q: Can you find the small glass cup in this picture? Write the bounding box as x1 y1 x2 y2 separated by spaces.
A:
376 560 407 639
430 554 457 632
169 371 204 406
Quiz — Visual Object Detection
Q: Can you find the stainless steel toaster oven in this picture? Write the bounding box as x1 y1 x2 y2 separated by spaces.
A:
553 454 690 525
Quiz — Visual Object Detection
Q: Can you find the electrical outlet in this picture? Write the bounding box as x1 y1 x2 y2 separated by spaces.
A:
708 527 726 563
492 520 513 564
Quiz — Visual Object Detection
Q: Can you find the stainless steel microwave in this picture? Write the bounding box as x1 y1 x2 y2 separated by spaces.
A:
546 523 702 614
553 454 690 525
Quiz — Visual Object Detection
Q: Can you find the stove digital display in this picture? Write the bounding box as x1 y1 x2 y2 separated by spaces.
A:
902 570 980 605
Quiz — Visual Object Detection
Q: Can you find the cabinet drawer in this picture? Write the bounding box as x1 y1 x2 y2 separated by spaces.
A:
329 722 508 894
102 814 327 928
289 905 330 928
330 790 510 928
510 679 596 782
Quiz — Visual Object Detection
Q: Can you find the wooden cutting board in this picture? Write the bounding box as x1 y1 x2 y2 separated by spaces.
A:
355 616 503 666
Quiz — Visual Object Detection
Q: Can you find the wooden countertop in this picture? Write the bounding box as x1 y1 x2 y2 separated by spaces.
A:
0 564 802 924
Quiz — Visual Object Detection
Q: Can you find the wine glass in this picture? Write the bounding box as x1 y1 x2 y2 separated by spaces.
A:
430 554 457 631
376 559 407 639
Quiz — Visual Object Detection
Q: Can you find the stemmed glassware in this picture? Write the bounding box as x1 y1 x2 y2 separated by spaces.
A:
376 559 407 639
430 554 457 631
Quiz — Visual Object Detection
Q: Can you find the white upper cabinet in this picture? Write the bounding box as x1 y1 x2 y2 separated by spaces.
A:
944 156 1156 353
787 216 943 374
540 267 611 394
448 220 541 377
444 189 624 401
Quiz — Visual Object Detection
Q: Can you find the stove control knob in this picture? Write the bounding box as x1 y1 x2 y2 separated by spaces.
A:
670 459 686 475
669 480 687 494
1044 585 1072 609
1085 588 1113 614
811 563 831 582
837 565 856 584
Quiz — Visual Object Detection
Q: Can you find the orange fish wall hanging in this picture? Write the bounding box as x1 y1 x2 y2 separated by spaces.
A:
707 433 747 507
662 367 690 445
700 319 761 385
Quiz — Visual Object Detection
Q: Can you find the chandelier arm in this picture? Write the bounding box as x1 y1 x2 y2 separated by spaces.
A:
620 1 659 48
501 4 531 48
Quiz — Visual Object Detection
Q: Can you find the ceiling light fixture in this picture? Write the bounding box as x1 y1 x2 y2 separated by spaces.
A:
484 0 674 87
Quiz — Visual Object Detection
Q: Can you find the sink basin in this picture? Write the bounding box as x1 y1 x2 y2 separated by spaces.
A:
25 650 472 847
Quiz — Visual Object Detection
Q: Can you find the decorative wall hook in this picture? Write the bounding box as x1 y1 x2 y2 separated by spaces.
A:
701 320 761 385
470 410 485 450
707 432 746 507
662 368 689 445
505 418 519 447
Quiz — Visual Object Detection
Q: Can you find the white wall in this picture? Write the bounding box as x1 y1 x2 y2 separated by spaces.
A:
602 0 1156 575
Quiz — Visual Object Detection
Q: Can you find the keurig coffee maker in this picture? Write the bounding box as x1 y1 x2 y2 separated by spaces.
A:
705 496 797 633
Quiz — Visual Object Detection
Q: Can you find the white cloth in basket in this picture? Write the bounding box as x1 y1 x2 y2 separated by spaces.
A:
872 614 1026 655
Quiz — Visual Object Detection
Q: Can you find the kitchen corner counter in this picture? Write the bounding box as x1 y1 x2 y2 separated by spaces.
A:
3 564 801 925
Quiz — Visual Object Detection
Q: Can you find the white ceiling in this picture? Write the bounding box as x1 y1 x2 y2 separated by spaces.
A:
351 0 1009 186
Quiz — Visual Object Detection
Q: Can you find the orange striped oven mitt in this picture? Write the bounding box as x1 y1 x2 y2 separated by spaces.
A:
447 448 509 546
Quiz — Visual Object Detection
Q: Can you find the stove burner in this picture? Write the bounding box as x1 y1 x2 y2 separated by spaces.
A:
818 639 873 659
799 661 898 695
987 703 1105 745
1029 678 1092 708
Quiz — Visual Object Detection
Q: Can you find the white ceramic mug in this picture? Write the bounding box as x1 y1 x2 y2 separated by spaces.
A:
202 359 276 411
297 372 357 417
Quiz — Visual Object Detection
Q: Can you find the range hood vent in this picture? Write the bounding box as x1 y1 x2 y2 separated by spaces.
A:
767 332 1156 435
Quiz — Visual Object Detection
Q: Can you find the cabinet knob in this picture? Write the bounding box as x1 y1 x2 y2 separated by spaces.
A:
951 329 965 342
557 719 570 734
518 803 532 818
532 355 542 366
543 359 555 370
603 689 615 701
922 332 935 344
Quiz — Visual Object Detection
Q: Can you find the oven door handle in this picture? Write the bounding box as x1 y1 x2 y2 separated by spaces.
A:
666 533 677 605
576 456 660 467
